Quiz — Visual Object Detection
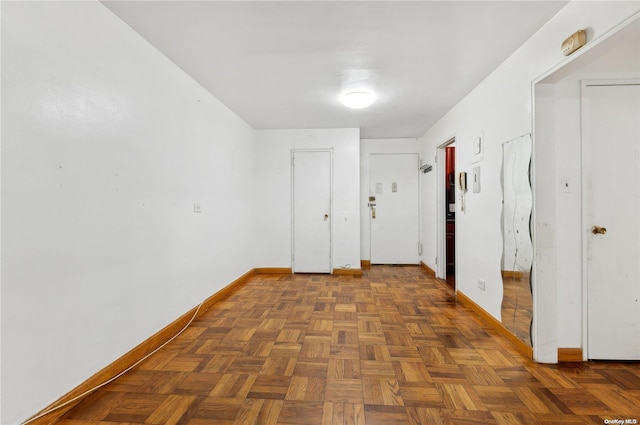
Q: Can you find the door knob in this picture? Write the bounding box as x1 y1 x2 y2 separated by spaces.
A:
324 214 329 221
591 226 607 235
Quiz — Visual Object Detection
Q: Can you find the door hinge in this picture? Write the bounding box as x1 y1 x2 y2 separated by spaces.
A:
418 243 423 255
434 155 438 163
435 257 438 264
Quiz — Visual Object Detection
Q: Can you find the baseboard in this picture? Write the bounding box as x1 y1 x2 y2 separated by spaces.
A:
361 260 371 270
333 268 363 276
27 268 256 425
558 348 583 362
254 267 292 274
420 261 436 277
254 267 362 276
456 291 533 360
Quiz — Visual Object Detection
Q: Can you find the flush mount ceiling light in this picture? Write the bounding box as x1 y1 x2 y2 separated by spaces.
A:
341 91 376 109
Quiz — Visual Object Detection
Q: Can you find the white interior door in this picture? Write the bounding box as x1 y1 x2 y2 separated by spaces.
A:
292 150 332 273
583 82 640 360
370 153 420 264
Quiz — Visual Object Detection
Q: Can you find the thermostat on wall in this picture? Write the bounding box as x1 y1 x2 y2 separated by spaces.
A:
471 131 484 163
561 30 586 56
472 136 482 155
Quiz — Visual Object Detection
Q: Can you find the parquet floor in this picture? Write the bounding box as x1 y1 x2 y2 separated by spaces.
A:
57 266 640 425
501 273 532 346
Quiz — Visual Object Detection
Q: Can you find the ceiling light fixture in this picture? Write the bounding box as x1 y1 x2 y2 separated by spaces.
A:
341 91 376 109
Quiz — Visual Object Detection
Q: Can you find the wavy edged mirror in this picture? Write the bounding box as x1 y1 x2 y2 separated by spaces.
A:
501 134 533 346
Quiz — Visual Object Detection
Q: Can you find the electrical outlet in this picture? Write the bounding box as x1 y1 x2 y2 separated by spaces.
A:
478 279 486 291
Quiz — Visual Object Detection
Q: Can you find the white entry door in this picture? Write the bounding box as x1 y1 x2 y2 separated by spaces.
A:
370 153 420 264
583 81 640 360
292 150 332 273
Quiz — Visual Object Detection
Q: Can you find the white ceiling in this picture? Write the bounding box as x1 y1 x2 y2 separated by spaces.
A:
103 1 568 138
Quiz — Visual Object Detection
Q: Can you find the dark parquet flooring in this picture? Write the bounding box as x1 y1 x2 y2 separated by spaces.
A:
56 266 640 424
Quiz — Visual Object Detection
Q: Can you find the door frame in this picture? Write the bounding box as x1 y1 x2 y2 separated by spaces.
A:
436 137 456 280
531 12 639 363
291 148 334 273
580 79 640 360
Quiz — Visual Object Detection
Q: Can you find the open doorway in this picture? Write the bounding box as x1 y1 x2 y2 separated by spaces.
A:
445 144 456 289
437 138 456 290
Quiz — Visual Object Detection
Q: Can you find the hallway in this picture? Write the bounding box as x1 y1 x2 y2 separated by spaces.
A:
55 266 640 424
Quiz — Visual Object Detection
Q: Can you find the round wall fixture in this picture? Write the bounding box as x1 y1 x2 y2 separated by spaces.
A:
341 91 376 109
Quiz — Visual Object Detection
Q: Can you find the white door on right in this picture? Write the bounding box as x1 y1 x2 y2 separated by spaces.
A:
583 81 640 360
369 153 420 265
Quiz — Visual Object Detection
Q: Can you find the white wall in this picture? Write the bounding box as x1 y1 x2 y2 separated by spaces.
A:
419 1 640 363
1 2 255 423
254 129 360 270
360 139 420 260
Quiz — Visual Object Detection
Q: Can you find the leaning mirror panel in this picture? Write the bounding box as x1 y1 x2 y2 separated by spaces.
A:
501 134 533 346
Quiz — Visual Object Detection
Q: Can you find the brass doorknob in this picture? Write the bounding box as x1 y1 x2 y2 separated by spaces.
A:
591 226 607 235
324 214 329 221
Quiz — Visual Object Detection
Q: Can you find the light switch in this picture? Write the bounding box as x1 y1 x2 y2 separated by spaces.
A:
473 166 481 193
392 182 397 192
194 203 202 213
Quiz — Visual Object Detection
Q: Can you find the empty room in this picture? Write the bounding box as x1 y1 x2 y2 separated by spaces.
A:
2 1 640 424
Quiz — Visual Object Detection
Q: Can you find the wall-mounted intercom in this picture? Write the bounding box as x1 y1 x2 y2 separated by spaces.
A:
458 171 467 212
458 171 467 192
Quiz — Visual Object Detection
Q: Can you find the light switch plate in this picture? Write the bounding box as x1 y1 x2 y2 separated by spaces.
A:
472 166 481 193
